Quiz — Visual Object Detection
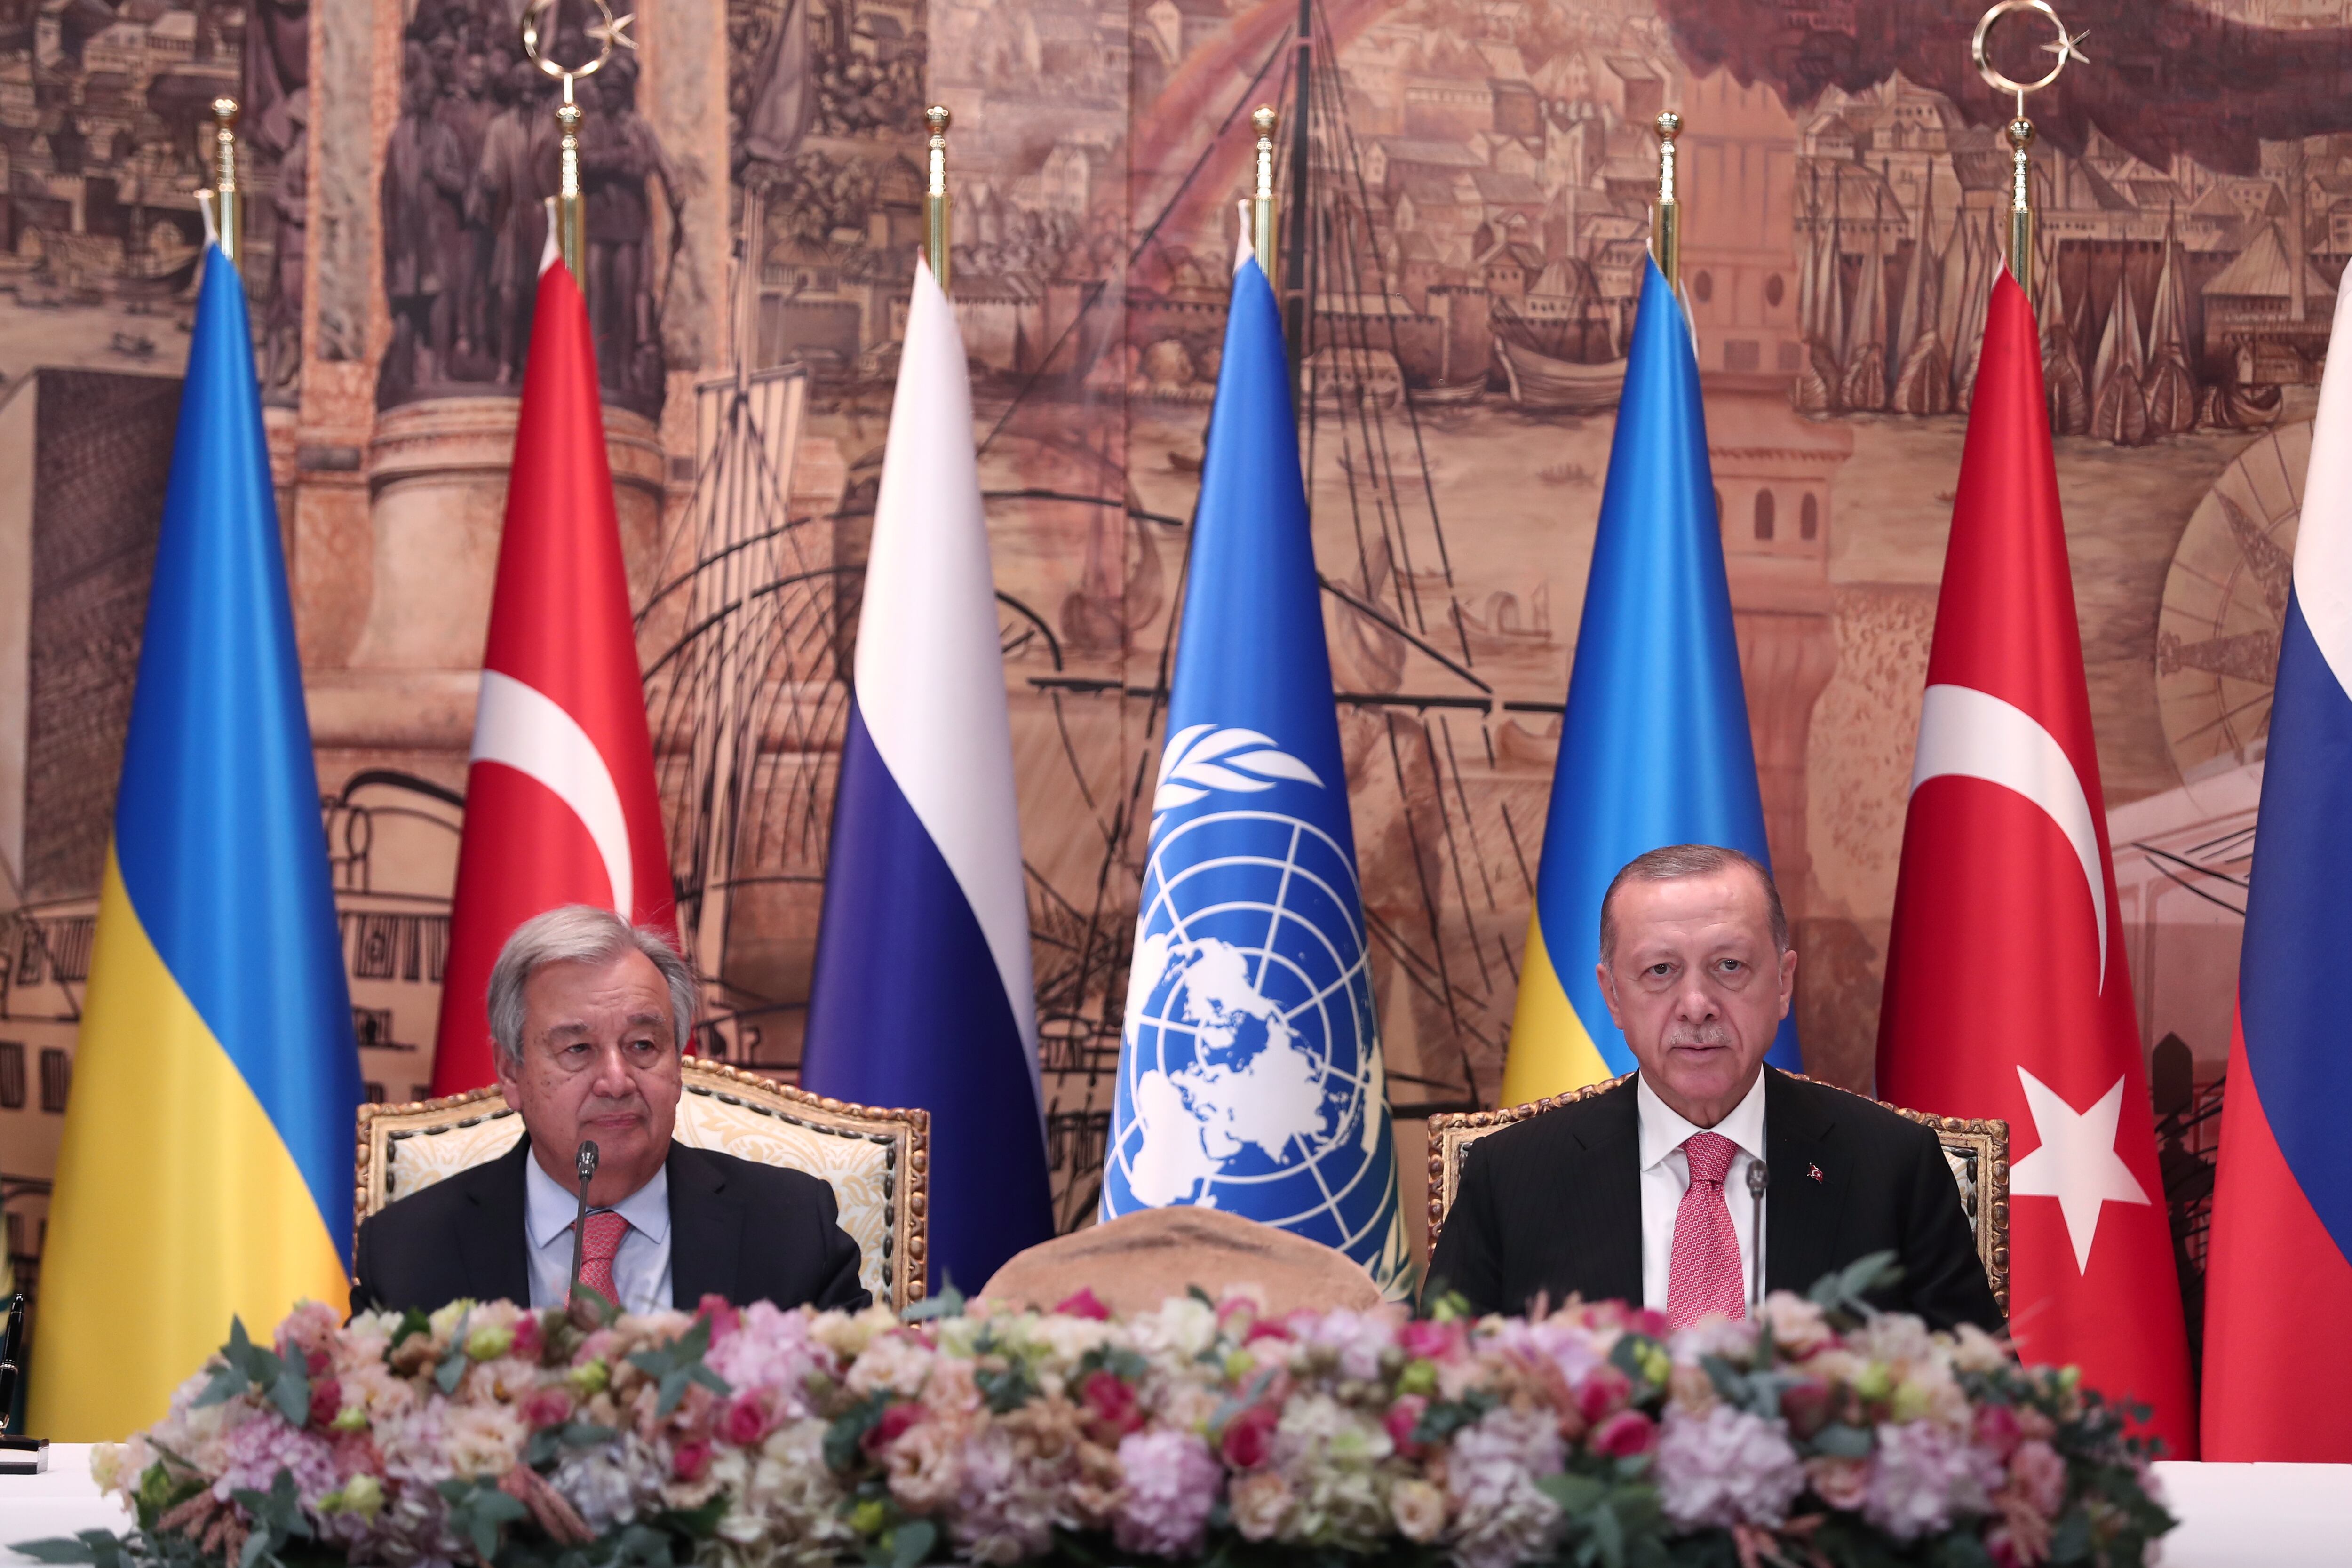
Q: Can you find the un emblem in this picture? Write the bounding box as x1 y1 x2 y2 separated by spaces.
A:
1104 728 1408 1288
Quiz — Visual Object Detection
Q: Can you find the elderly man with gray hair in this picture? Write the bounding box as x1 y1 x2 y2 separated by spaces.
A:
1430 844 1999 1332
352 906 868 1317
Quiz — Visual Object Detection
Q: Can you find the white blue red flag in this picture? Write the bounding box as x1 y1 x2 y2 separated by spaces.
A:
801 256 1054 1293
1103 232 1410 1296
2203 281 2352 1460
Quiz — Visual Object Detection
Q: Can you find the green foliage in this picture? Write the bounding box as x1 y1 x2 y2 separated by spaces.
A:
901 1284 965 1323
230 1472 315 1568
622 1318 730 1417
824 1391 892 1472
436 1479 528 1562
1807 1251 1903 1323
193 1320 310 1429
1539 1469 1672 1568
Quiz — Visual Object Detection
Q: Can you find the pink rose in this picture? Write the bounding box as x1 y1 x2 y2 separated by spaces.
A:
863 1401 922 1454
1590 1409 1657 1458
2010 1439 2066 1517
1054 1288 1112 1321
307 1377 342 1429
695 1296 742 1342
1576 1365 1632 1424
1400 1319 1463 1363
673 1440 711 1481
521 1387 574 1430
1778 1377 1833 1439
1629 1307 1671 1340
1245 1319 1293 1345
1384 1394 1428 1456
1975 1403 2022 1460
1081 1370 1142 1439
721 1393 769 1448
1219 1403 1279 1470
512 1314 544 1362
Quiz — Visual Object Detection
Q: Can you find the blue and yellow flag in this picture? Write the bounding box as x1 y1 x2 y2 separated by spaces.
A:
1501 258 1798 1106
30 247 362 1439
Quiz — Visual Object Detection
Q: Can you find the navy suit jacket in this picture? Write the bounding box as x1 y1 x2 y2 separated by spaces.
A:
350 1137 872 1317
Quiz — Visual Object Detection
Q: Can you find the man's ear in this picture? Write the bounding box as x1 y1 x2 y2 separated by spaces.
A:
1595 959 1626 1033
1776 947 1798 1023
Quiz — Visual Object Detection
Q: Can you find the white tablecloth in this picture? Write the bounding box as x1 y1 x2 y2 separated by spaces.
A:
0 1448 2339 1565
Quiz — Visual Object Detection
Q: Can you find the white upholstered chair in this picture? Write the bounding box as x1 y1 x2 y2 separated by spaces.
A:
355 1059 929 1309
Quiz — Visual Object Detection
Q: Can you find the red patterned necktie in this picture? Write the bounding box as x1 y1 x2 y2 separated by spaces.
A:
576 1210 631 1309
1667 1131 1748 1329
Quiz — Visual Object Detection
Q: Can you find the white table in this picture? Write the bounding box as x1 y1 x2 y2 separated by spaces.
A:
0 1448 2337 1564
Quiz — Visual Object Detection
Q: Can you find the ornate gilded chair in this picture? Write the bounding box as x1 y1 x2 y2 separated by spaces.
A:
1424 1074 2009 1316
356 1059 930 1309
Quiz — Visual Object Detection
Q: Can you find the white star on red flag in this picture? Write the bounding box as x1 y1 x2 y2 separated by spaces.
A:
2009 1067 2152 1273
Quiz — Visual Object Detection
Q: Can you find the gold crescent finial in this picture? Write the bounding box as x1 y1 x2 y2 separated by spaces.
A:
1971 2 2083 292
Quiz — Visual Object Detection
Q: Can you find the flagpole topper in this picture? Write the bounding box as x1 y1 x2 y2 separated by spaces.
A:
1250 105 1279 285
1971 0 2088 293
1651 111 1681 291
925 104 952 294
195 96 241 264
521 0 636 284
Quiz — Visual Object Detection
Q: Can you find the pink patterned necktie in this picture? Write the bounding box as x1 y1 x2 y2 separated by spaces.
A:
577 1210 631 1309
1667 1131 1748 1329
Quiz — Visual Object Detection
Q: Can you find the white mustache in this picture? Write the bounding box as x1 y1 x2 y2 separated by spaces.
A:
1662 1022 1735 1050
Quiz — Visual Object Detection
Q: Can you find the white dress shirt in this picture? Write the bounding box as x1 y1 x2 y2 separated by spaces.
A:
1637 1071 1768 1314
523 1152 674 1315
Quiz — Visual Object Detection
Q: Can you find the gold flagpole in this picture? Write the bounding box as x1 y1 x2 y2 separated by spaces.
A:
926 105 952 292
1971 0 2088 292
196 96 241 263
1251 105 1279 286
1651 111 1680 290
521 0 636 284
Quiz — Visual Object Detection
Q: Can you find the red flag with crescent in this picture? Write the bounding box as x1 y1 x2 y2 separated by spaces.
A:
429 254 674 1093
1876 270 2194 1454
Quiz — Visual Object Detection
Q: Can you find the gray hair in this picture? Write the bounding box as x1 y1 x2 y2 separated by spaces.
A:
486 905 697 1068
1598 844 1789 964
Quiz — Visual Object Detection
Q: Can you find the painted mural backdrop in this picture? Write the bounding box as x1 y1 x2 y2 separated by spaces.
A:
4 0 2345 1304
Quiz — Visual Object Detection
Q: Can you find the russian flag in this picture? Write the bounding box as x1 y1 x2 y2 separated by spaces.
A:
2202 281 2352 1460
800 256 1054 1293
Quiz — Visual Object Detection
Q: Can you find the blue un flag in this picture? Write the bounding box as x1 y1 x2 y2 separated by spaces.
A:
1103 237 1409 1295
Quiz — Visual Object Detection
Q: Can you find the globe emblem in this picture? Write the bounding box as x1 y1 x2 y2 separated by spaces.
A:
1106 802 1404 1276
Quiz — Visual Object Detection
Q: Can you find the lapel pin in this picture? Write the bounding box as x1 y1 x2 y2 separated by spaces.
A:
1808 1163 1824 1184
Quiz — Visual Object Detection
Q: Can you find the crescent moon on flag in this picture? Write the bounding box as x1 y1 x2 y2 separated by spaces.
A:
1909 682 2106 987
470 669 636 917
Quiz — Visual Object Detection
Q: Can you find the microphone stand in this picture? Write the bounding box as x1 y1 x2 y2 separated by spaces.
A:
1746 1161 1769 1316
0 1291 44 1473
566 1140 600 1319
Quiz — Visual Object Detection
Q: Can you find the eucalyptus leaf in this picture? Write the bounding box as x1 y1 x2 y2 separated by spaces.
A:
887 1518 936 1568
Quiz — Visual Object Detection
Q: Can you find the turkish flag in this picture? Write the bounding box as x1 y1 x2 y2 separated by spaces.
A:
429 255 675 1094
1876 270 2194 1454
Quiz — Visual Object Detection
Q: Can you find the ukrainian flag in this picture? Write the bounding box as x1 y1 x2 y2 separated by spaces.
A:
1501 258 1798 1105
29 245 362 1438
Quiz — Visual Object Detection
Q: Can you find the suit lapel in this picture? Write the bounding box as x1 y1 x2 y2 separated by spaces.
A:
462 1137 534 1306
1577 1083 1644 1306
1764 1070 1847 1297
667 1145 739 1311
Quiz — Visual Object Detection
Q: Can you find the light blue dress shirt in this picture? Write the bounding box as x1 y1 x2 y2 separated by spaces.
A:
522 1150 674 1315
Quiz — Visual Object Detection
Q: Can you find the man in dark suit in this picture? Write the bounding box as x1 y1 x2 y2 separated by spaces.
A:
1430 845 2000 1331
353 906 869 1317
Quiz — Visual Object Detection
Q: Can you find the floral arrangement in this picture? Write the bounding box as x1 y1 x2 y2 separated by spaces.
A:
33 1261 2169 1568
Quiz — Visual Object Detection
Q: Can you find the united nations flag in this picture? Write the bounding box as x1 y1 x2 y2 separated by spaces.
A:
1103 232 1410 1296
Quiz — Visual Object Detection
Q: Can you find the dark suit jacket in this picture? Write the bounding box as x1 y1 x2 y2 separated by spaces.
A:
350 1138 873 1317
1427 1069 2002 1331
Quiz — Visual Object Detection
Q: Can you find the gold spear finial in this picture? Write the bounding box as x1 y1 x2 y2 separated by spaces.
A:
521 0 636 285
1971 0 2087 291
1651 110 1681 290
1251 105 1279 286
926 104 952 293
197 96 241 263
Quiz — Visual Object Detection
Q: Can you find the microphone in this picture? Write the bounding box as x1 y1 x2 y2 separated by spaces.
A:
1746 1160 1768 1314
566 1140 600 1315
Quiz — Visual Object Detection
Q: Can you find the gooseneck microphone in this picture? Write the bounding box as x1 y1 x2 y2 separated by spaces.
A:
1746 1160 1768 1313
566 1140 600 1312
